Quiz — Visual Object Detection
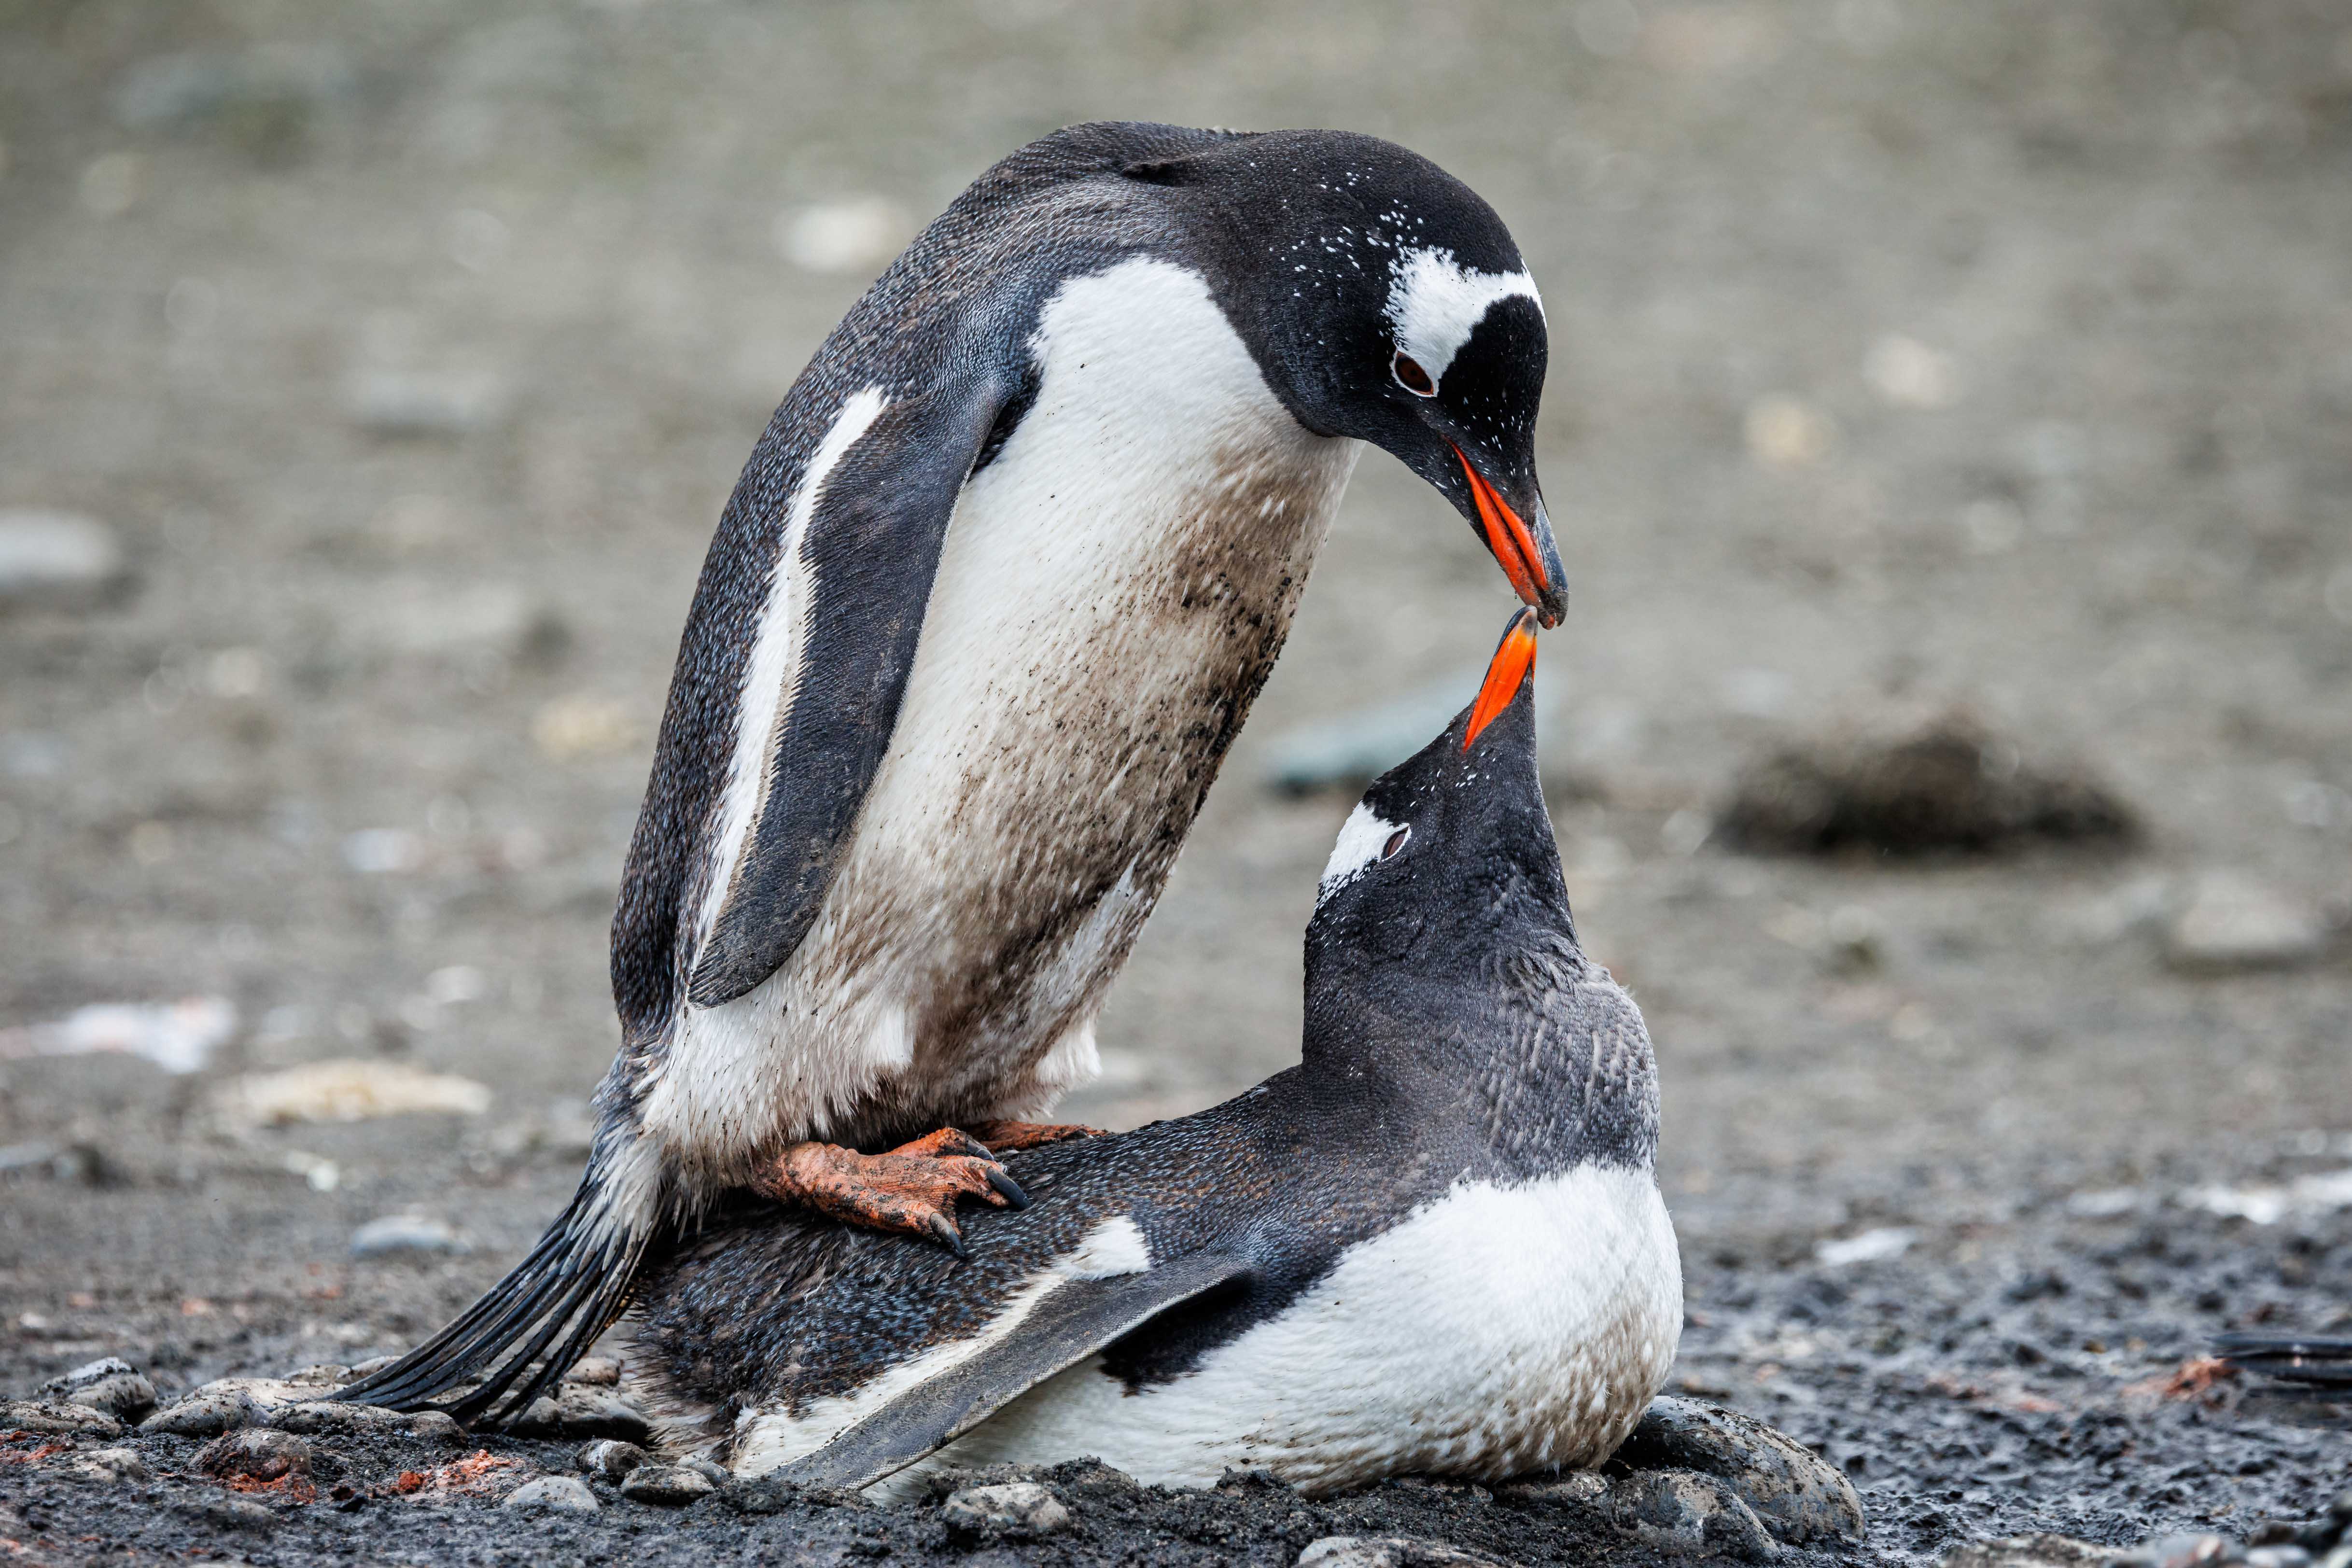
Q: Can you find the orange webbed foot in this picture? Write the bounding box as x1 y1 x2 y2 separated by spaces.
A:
754 1127 1028 1258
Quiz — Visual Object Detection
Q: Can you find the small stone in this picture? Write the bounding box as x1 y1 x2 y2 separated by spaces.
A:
504 1475 601 1516
680 1456 731 1487
141 1388 266 1437
408 1410 465 1443
345 1354 401 1378
273 1399 423 1437
620 1464 716 1506
197 1428 318 1484
0 1399 124 1438
2106 1536 2245 1568
1296 1538 1512 1568
350 1214 474 1259
1498 1470 1611 1507
575 1439 646 1480
1940 1537 2111 1568
567 1356 623 1386
2248 1549 2313 1568
2165 872 2328 973
1611 1398 1865 1546
41 1356 156 1423
555 1384 652 1441
283 1363 350 1386
179 1493 277 1530
514 1385 650 1441
0 510 128 611
344 366 510 437
1613 1470 1780 1561
941 1481 1072 1538
62 1446 148 1484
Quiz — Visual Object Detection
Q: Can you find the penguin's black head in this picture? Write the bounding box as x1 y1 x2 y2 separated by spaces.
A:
1303 609 1576 1003
1129 129 1565 627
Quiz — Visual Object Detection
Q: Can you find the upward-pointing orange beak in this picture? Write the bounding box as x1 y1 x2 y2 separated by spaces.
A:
1465 608 1540 751
1454 448 1562 628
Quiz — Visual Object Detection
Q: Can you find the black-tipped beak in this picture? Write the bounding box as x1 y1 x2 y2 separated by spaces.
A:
1465 608 1540 750
1453 448 1567 628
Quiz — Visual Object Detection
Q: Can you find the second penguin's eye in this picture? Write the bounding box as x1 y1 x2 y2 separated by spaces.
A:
1391 352 1437 397
1381 827 1412 859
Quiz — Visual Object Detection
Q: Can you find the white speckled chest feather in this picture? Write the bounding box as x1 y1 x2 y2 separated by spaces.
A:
637 258 1360 1176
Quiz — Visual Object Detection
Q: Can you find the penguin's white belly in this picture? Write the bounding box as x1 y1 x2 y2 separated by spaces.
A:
641 257 1360 1173
886 1164 1683 1499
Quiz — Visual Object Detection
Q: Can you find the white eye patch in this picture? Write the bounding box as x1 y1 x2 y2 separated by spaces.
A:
1382 246 1544 387
1318 801 1408 900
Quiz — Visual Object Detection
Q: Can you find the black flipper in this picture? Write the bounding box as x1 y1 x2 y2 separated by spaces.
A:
687 378 1013 1008
2212 1330 2352 1387
774 1250 1254 1488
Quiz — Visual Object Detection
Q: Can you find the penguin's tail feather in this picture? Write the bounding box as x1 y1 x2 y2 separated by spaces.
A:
2211 1330 2352 1387
336 1153 667 1424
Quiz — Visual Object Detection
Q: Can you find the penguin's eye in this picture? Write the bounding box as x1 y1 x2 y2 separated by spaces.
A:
1381 826 1412 860
1391 352 1437 398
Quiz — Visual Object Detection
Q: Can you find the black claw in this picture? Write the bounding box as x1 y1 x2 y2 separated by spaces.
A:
941 1129 994 1160
924 1212 969 1259
985 1165 1031 1210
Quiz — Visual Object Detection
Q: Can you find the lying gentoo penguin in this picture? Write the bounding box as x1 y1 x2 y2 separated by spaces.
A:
626 611 1682 1498
346 121 1567 1422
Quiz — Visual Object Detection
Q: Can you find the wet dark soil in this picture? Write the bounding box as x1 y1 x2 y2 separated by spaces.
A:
3 1185 2346 1566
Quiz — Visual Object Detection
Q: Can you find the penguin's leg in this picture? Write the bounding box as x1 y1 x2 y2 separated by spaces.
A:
754 1128 1029 1257
962 1120 1107 1151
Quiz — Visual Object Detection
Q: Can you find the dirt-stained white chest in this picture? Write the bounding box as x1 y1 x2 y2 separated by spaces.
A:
642 259 1358 1165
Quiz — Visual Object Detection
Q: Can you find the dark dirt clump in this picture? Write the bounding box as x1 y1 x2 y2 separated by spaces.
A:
1717 710 2140 858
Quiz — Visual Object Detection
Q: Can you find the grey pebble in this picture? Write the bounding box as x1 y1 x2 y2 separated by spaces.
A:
62 1446 149 1484
196 1427 320 1482
1296 1536 1512 1568
344 367 510 437
1611 1395 1866 1546
2164 872 2328 973
620 1464 717 1505
575 1439 646 1480
504 1474 602 1515
0 510 127 611
2247 1550 2312 1568
350 1213 474 1259
40 1356 156 1423
1941 1538 2112 1568
0 1399 124 1439
941 1481 1072 1538
178 1493 278 1530
1612 1470 1780 1563
512 1384 651 1442
2106 1535 2246 1568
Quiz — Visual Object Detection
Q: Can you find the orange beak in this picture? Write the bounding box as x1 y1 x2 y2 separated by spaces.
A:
1455 447 1554 619
1465 608 1540 751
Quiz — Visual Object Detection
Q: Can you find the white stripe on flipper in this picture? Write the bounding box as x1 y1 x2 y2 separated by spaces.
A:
892 1164 1680 1499
1383 248 1542 385
726 1213 1153 1477
695 386 889 946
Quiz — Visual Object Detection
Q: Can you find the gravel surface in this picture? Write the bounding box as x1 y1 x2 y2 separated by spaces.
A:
4 0 2352 1561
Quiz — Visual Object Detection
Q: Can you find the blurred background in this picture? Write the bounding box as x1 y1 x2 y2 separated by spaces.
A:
1 0 2349 1366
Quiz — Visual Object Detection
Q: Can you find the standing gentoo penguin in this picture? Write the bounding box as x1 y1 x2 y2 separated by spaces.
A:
627 612 1682 1497
345 121 1566 1422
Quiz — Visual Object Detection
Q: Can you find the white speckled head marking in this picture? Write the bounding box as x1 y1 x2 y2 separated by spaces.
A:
1382 248 1543 387
1318 801 1407 900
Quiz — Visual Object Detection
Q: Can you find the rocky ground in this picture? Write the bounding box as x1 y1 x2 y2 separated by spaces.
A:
4 0 2352 1562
